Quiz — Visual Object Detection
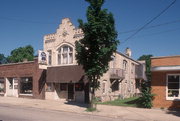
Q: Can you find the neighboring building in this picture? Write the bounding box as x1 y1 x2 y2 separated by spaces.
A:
95 50 146 102
135 60 147 94
151 56 180 109
43 18 146 102
0 58 46 99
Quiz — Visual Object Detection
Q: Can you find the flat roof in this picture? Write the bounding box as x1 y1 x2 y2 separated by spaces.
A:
151 55 180 59
0 58 37 67
151 65 180 71
0 61 34 67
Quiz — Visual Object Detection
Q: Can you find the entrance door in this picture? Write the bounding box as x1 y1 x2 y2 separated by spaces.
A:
6 78 18 97
68 83 74 100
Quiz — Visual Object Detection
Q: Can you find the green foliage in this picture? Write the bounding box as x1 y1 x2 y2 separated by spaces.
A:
0 54 7 64
99 97 142 107
75 0 119 87
138 54 153 81
139 81 155 108
138 55 154 108
75 0 119 108
138 54 153 61
7 45 34 63
86 107 97 112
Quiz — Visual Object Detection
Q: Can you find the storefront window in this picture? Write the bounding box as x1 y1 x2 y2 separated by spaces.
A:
167 74 180 99
60 83 67 91
75 83 84 91
46 83 54 92
20 77 33 94
0 78 4 94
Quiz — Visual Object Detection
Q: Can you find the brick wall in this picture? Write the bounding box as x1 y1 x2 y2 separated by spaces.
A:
152 71 180 109
151 56 180 67
0 59 45 99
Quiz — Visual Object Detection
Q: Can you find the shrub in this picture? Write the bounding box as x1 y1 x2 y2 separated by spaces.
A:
139 81 155 108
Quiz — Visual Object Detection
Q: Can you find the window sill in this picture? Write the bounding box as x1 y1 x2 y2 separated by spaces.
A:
48 64 78 67
19 94 33 96
46 90 54 92
166 97 180 101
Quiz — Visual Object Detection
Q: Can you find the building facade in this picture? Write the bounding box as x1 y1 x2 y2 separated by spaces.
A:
0 59 46 99
151 56 180 109
43 18 145 102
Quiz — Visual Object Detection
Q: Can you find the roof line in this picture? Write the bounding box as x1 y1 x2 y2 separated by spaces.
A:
0 61 35 67
151 55 180 59
116 51 140 64
0 58 37 67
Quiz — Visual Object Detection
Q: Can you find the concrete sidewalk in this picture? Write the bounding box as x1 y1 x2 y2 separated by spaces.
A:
0 97 179 121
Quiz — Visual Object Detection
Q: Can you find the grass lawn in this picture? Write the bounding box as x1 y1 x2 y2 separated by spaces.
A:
98 97 142 108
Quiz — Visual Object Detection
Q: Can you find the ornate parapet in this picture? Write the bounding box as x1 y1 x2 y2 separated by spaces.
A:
44 33 56 44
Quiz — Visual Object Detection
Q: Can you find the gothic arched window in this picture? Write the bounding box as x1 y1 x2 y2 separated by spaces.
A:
57 45 73 65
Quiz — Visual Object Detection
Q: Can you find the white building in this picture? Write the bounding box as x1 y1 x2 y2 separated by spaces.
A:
43 18 146 102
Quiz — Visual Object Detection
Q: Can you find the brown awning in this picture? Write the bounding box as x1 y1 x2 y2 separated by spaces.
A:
46 65 86 83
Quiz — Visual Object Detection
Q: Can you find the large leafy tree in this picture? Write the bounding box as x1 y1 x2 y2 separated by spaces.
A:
75 0 119 108
7 45 34 63
0 54 7 64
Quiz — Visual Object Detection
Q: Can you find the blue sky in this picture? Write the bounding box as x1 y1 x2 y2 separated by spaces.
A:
0 0 180 59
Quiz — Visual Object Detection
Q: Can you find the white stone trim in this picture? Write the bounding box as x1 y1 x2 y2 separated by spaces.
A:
19 94 33 96
151 66 180 71
166 74 180 100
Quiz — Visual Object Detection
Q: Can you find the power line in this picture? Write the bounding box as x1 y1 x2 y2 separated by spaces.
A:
0 16 57 24
121 0 177 44
120 27 180 40
119 19 180 34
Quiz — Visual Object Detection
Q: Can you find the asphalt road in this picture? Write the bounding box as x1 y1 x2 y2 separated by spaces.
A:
0 104 123 121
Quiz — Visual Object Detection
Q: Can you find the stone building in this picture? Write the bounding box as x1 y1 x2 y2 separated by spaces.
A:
43 18 146 102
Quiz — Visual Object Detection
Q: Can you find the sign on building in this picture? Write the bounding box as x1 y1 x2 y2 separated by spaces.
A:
38 50 48 65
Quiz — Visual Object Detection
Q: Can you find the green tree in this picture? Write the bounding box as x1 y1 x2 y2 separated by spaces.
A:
7 45 34 63
138 54 154 108
75 0 119 109
0 54 7 64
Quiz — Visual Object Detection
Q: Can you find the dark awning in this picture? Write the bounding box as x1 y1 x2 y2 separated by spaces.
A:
46 65 86 83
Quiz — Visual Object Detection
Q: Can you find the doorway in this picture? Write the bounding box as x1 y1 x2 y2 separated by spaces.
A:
68 83 74 100
6 78 18 97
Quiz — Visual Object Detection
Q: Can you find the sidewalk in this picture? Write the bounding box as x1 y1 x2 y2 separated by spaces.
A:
0 97 179 121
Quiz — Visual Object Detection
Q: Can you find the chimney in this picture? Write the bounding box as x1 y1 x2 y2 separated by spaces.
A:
23 58 28 62
125 47 132 57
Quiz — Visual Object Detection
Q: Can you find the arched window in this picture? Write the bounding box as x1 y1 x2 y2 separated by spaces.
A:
57 45 73 65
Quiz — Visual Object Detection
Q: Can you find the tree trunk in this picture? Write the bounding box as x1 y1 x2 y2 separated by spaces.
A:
89 76 96 109
89 88 96 109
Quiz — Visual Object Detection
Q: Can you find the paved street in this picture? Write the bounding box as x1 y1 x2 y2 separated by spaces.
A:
0 97 179 121
0 104 121 121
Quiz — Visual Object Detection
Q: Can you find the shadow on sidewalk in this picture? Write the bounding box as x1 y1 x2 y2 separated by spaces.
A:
166 109 180 117
166 100 180 117
64 101 88 108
